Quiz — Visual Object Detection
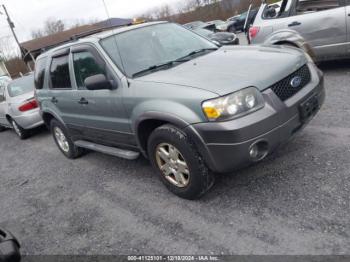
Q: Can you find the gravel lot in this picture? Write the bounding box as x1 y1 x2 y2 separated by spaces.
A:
0 59 350 255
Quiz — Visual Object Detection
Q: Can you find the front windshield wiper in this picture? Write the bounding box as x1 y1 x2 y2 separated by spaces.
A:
175 48 218 62
132 48 218 78
132 58 191 78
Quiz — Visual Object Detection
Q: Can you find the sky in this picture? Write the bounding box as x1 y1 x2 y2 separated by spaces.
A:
0 0 181 43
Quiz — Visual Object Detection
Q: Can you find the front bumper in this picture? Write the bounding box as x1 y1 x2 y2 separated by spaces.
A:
185 63 325 173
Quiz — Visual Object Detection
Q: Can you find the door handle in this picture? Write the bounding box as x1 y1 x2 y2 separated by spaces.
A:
51 97 58 104
288 21 301 27
78 98 89 105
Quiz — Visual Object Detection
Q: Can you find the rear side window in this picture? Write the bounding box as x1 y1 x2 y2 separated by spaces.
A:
50 55 71 89
296 0 340 13
34 57 47 89
73 51 105 89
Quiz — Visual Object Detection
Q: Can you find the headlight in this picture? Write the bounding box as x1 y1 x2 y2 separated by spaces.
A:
202 87 265 121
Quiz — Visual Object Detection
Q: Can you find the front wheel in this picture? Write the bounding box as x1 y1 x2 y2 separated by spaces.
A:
50 119 84 159
148 124 214 200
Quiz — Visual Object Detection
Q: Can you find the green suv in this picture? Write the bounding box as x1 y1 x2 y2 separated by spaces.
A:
35 22 325 199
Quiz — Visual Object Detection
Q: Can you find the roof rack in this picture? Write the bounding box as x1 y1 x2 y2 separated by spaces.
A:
70 23 133 41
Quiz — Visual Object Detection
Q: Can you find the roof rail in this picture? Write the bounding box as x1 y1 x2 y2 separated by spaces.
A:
70 23 133 41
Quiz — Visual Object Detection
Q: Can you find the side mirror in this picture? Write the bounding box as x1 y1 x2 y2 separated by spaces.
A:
0 228 21 262
84 74 116 91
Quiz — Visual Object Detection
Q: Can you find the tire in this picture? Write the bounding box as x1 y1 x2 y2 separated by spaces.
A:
147 124 214 200
11 119 29 140
0 125 6 132
50 119 84 159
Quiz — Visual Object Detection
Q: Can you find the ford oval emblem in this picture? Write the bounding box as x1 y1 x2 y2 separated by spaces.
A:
290 76 302 88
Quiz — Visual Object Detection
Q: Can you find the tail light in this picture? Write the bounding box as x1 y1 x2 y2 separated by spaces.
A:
249 26 260 39
18 98 38 112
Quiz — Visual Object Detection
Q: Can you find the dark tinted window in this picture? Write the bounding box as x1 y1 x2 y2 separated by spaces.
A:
34 57 47 89
8 74 34 97
73 51 105 89
50 55 71 89
297 0 340 13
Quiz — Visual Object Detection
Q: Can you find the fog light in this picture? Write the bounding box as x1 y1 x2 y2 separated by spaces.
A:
249 145 259 159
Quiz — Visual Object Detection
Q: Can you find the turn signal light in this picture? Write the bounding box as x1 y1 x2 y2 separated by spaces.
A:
19 98 38 112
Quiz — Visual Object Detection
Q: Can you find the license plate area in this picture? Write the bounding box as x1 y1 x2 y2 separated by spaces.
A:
299 94 319 122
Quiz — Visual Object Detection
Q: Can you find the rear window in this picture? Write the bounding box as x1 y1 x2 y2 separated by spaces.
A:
8 74 35 97
50 55 71 89
34 57 47 89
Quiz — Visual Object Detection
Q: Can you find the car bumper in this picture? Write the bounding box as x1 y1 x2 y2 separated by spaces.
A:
12 108 44 130
185 63 325 173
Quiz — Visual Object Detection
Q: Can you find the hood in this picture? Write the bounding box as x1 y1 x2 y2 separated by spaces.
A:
134 45 308 96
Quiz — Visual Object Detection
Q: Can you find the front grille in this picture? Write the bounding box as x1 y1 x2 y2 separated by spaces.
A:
269 64 311 101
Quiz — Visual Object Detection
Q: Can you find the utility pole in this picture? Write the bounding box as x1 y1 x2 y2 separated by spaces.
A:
1 4 32 71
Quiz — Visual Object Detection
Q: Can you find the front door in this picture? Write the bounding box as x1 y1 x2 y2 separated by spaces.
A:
273 0 347 59
69 46 134 147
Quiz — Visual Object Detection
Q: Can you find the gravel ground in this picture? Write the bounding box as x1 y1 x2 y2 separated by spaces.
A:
0 60 350 255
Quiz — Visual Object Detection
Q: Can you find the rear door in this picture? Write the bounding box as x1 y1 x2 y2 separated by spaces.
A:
69 45 134 147
47 49 78 130
273 0 347 59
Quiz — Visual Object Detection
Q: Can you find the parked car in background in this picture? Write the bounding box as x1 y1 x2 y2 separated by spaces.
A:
193 28 239 45
183 21 216 32
207 20 233 32
227 14 240 22
35 22 324 199
250 0 350 62
0 73 43 139
227 9 259 32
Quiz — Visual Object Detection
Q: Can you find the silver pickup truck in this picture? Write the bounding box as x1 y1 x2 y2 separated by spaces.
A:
250 0 350 62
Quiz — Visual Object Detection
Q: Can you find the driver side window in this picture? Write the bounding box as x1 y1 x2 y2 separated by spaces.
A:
73 51 106 89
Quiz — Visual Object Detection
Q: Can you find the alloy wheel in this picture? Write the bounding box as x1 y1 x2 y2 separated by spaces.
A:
12 120 22 137
155 143 190 188
54 127 70 153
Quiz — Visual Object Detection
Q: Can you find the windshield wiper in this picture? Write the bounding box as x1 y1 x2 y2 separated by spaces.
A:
132 48 218 78
175 48 218 62
132 59 189 78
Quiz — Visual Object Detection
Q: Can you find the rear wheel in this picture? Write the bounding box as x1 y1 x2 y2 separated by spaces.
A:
11 119 29 140
148 124 214 200
50 119 84 159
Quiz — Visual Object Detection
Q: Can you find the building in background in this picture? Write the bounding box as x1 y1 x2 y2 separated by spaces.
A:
20 18 132 68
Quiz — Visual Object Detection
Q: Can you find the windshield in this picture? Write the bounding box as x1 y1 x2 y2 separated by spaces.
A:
100 23 217 78
7 75 34 97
